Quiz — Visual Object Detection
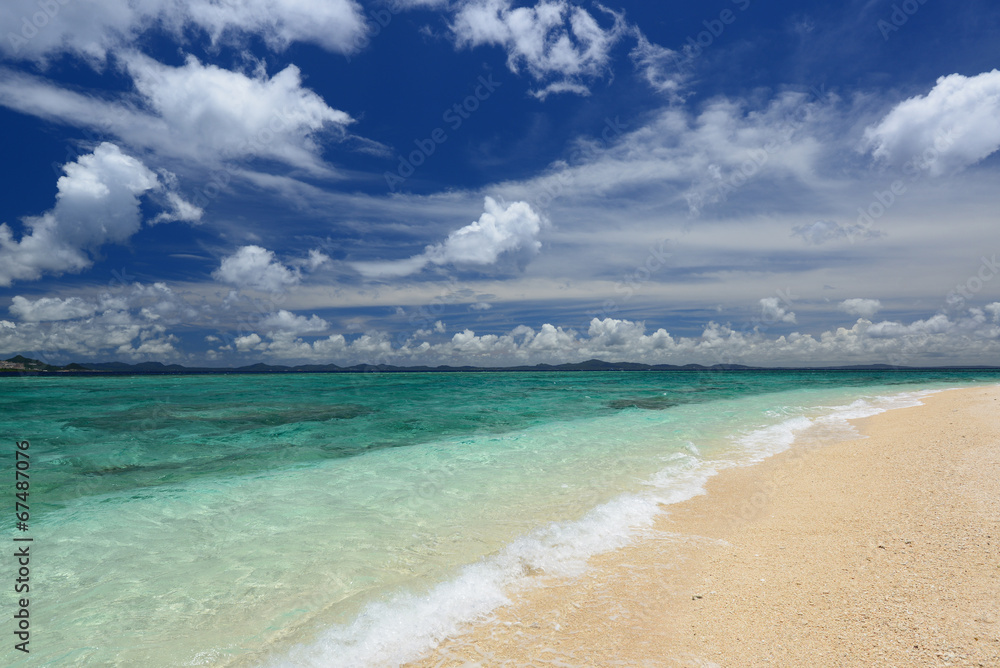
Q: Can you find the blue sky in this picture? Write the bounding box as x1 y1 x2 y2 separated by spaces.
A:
1 0 999 366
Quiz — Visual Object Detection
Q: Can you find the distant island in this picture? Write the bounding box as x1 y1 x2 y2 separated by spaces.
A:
2 355 999 375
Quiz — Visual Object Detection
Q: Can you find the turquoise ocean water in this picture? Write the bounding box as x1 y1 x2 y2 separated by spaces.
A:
2 369 998 666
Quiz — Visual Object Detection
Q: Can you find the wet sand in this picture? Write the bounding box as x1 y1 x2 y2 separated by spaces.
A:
408 385 1000 667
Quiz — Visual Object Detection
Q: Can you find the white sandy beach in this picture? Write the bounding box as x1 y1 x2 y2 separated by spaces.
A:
407 386 1000 667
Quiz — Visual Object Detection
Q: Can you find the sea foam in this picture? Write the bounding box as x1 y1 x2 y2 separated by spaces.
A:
269 389 943 667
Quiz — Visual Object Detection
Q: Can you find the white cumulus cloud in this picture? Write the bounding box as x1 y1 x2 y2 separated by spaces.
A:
208 308 1000 367
259 310 329 334
9 296 98 322
424 197 543 265
450 0 627 98
234 333 263 351
353 197 544 278
0 143 166 286
839 298 882 319
213 245 302 293
0 281 199 360
863 70 1000 176
759 297 796 324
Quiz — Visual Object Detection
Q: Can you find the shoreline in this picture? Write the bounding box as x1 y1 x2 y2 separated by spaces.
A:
407 385 1000 667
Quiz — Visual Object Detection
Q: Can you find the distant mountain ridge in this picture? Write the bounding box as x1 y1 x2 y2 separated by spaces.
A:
3 355 999 375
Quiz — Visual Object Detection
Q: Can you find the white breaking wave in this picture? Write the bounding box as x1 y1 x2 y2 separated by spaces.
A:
269 388 941 668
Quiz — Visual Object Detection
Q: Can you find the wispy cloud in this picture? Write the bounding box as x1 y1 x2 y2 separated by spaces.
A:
0 56 354 174
1 0 368 63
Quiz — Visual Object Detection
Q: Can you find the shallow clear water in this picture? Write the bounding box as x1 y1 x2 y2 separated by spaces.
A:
1 370 997 666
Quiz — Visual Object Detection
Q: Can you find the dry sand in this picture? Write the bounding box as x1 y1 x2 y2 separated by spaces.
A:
407 385 1000 667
